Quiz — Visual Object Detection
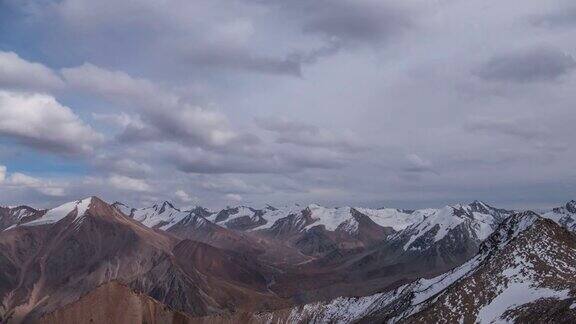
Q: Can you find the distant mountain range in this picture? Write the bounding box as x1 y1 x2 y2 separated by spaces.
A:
0 197 575 323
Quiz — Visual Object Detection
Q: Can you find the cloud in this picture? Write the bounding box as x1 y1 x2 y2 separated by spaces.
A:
197 176 272 195
225 193 243 202
183 49 302 76
93 156 152 179
5 172 66 197
0 165 6 183
256 117 366 152
403 154 437 174
175 189 195 203
171 145 344 175
62 63 239 148
476 47 576 83
108 174 151 192
0 51 64 92
33 0 305 76
0 90 103 154
4 0 576 209
298 0 413 45
91 112 133 128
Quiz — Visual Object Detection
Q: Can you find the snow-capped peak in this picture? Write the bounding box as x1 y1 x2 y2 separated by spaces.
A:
19 197 93 227
566 200 576 213
250 203 303 231
304 205 356 232
355 207 424 231
394 202 513 251
542 200 576 232
132 201 190 230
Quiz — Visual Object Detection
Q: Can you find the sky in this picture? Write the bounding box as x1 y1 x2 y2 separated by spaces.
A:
0 0 575 210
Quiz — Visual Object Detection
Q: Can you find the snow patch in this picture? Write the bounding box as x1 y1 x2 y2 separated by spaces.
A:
356 207 423 231
305 205 355 232
476 282 570 323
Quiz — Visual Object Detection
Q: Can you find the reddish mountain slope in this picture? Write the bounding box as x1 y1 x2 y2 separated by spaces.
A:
0 197 287 323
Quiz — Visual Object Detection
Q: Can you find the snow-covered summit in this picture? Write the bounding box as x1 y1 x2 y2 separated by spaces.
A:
543 199 576 232
355 207 423 231
250 204 303 231
18 197 93 227
131 200 193 230
304 205 356 232
389 202 515 251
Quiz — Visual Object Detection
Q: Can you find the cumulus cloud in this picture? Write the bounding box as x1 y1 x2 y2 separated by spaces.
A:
62 63 239 148
476 47 576 83
0 90 103 154
108 174 151 192
3 171 67 197
0 51 64 92
225 193 243 202
175 189 196 203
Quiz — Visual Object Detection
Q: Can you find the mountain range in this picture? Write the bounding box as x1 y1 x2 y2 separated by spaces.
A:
0 197 575 323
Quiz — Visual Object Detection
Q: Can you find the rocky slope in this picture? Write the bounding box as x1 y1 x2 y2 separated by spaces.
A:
108 200 516 304
5 197 575 323
235 211 576 323
0 197 287 323
266 201 515 302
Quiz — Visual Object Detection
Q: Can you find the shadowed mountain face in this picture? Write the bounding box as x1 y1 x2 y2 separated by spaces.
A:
2 197 575 323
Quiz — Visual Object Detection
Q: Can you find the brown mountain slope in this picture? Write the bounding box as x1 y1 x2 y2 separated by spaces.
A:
0 197 288 323
38 281 294 324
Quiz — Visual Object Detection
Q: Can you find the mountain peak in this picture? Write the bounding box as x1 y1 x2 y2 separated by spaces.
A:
479 211 540 254
14 197 95 228
566 200 576 213
151 200 179 213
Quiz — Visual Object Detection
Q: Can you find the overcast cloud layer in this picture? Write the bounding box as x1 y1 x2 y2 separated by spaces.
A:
0 0 575 210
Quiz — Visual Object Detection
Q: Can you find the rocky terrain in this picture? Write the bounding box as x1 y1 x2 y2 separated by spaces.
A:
196 211 576 323
1 197 575 323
